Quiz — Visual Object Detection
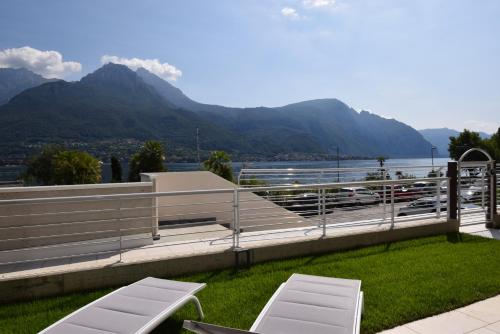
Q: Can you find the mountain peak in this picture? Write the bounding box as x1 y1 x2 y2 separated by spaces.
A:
0 67 57 105
81 63 138 85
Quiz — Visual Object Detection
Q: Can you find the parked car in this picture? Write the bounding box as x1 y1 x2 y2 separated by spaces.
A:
283 192 336 216
407 181 438 199
460 186 484 203
397 196 446 216
397 196 481 216
335 187 380 206
377 184 415 202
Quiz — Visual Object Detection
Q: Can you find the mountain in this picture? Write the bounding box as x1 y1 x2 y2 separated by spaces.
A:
0 64 245 153
0 64 435 160
419 128 491 157
135 67 199 110
135 67 232 113
139 70 433 158
0 68 57 105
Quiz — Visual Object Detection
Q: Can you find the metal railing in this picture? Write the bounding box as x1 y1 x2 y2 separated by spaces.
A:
238 165 446 186
457 161 492 224
497 165 500 208
0 176 449 271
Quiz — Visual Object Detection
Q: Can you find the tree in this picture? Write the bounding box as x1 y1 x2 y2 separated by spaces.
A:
128 141 166 182
365 172 391 181
203 151 234 182
395 172 416 180
484 127 500 161
51 151 101 185
24 145 65 185
374 156 388 180
376 156 386 168
110 156 122 183
448 129 487 161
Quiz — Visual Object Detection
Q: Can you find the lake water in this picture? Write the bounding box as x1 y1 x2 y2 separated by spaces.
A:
0 157 450 184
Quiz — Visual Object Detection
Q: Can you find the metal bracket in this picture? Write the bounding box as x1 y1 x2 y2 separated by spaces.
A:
234 248 252 269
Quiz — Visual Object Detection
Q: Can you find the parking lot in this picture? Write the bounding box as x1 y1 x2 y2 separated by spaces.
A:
324 202 409 224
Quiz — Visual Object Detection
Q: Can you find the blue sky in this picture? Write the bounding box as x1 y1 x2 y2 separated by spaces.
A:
0 0 499 133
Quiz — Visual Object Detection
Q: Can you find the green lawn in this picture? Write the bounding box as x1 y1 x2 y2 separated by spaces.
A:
2 233 500 334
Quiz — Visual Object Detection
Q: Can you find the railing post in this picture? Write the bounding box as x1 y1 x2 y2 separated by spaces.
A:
383 169 387 220
493 161 499 227
486 160 498 228
447 162 458 222
317 172 323 227
151 176 160 240
481 167 486 209
321 188 326 237
118 198 123 263
436 177 441 219
390 184 395 226
233 189 240 249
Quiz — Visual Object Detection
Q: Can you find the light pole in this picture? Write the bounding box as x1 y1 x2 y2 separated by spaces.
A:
337 146 340 182
431 146 437 169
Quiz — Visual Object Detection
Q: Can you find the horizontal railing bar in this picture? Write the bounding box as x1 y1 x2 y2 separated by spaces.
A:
0 177 447 205
0 234 147 254
0 203 157 220
0 226 150 244
156 200 234 209
240 166 445 173
0 249 120 267
157 209 234 219
159 217 232 225
0 189 236 205
237 177 447 193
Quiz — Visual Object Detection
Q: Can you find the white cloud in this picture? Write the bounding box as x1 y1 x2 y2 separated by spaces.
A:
101 55 182 81
0 46 81 79
281 7 300 19
303 0 336 8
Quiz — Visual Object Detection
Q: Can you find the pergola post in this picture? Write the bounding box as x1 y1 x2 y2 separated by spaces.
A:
487 160 499 228
447 161 458 222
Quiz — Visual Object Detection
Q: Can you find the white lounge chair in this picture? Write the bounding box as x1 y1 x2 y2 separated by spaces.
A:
184 273 363 334
39 277 206 334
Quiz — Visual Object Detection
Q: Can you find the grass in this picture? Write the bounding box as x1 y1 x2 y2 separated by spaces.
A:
1 233 500 334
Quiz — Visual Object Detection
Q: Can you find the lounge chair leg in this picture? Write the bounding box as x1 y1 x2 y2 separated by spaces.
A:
190 296 204 320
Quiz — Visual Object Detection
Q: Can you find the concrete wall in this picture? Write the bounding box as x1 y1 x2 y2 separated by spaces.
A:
141 171 306 232
141 171 235 230
0 183 154 252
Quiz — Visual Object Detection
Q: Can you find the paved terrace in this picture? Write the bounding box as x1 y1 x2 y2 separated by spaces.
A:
380 294 500 334
0 214 452 281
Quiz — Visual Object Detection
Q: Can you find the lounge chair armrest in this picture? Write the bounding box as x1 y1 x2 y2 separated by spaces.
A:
183 320 257 334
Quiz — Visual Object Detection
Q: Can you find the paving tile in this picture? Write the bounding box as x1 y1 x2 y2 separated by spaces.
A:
378 325 419 334
467 328 498 334
486 320 500 333
458 296 500 323
406 311 487 334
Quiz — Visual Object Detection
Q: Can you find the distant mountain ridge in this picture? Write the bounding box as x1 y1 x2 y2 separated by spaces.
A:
419 128 491 157
0 64 434 159
137 67 433 157
0 64 243 153
0 68 57 105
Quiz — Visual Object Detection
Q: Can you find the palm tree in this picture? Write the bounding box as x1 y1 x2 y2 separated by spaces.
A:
128 141 166 181
203 151 234 182
376 156 386 168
